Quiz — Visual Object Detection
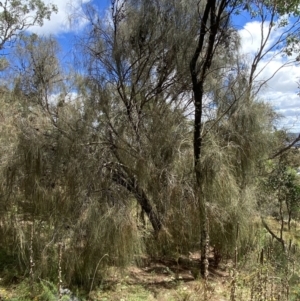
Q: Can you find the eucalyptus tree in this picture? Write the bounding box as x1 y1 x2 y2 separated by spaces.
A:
259 130 300 253
263 158 300 250
0 0 57 50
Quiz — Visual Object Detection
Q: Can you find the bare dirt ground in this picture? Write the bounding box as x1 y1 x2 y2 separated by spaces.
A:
89 253 232 301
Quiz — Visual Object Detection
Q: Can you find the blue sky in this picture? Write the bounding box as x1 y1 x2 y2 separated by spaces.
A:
26 0 300 132
27 0 108 54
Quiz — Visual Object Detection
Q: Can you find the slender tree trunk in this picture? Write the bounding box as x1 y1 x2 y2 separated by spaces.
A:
189 0 228 278
288 214 291 231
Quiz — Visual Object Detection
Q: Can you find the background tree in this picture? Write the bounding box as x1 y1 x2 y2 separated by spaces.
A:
0 0 57 50
260 136 300 252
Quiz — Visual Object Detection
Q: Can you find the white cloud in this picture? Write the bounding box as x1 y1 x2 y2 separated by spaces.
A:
239 21 284 59
27 0 92 35
239 21 300 132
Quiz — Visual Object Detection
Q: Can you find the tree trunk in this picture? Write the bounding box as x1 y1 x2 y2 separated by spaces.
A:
112 169 162 233
189 0 228 279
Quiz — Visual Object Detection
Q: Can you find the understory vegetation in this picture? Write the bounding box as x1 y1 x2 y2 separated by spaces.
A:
1 0 300 300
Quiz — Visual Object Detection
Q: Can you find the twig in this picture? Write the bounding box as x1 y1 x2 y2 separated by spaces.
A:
89 254 109 298
58 243 64 301
29 222 35 291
